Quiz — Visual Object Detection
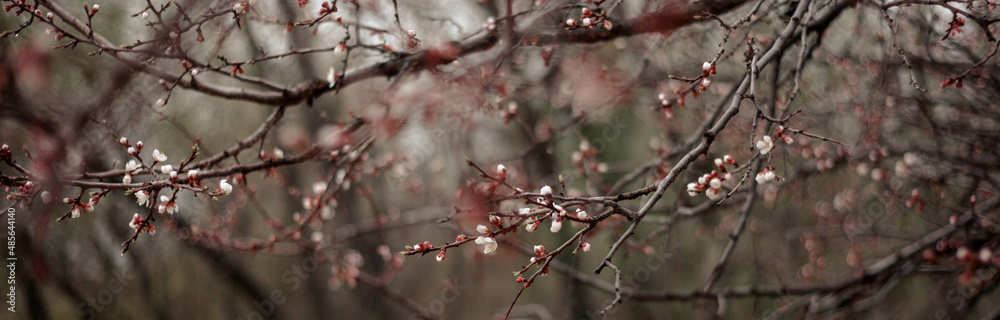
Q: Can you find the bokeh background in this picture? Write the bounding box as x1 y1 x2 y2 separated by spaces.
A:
2 0 1000 319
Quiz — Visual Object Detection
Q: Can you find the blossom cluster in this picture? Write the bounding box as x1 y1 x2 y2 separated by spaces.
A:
686 155 738 200
565 7 612 30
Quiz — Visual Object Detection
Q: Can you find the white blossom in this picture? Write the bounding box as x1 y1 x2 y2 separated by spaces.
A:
756 136 774 155
122 174 132 184
135 190 149 207
152 149 168 163
129 213 142 230
219 179 233 195
158 198 178 214
576 209 588 219
534 245 546 256
755 172 768 185
540 185 553 196
525 221 538 232
519 208 532 215
159 164 173 174
709 178 722 189
550 218 562 233
476 224 490 235
687 183 699 197
706 188 721 200
474 236 498 254
125 159 139 173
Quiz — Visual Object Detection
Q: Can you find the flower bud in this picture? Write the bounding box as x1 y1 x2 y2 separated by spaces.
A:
534 245 546 256
476 224 490 235
540 185 553 196
550 218 562 233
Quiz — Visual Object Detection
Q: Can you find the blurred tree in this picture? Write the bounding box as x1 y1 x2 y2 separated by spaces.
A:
2 0 1000 319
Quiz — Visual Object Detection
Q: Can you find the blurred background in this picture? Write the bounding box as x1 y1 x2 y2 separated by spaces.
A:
2 0 1000 319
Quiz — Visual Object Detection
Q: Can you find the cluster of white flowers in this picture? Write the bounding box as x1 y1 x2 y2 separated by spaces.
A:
755 168 779 185
686 155 738 200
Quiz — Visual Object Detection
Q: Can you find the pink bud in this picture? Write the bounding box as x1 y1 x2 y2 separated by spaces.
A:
534 245 546 256
581 242 591 252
